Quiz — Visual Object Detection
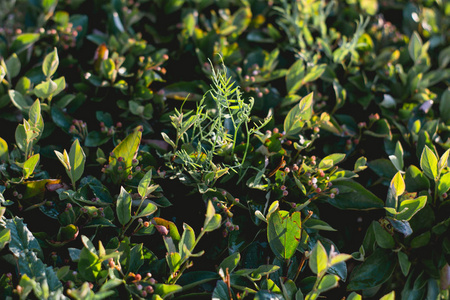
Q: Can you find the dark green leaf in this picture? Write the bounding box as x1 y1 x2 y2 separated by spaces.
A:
117 187 132 226
373 221 395 249
219 252 240 274
347 248 396 290
328 180 384 210
5 217 42 258
177 271 220 292
10 33 40 54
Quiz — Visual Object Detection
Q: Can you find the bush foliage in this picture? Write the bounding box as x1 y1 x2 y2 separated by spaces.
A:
0 0 449 299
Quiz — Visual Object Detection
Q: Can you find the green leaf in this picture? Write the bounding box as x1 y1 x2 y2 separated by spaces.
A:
347 248 396 290
319 153 345 170
373 221 395 249
405 165 430 192
9 89 32 111
309 241 328 275
204 214 221 232
54 149 70 171
280 279 297 300
161 132 176 149
317 274 339 293
15 124 27 152
420 145 438 180
78 246 101 282
129 243 144 273
397 251 411 276
440 89 450 123
387 171 405 209
52 76 66 97
23 154 40 179
268 210 302 260
108 127 142 177
283 92 313 137
396 196 427 221
389 141 404 171
5 217 42 258
347 292 362 300
177 271 220 292
286 59 305 95
438 149 450 175
28 99 43 130
219 252 240 274
18 250 63 295
138 169 153 199
10 33 40 54
42 48 59 78
203 200 222 232
438 172 450 196
410 231 431 248
34 80 58 99
134 202 157 219
179 223 195 259
101 58 116 81
302 64 326 85
354 156 367 172
328 180 384 210
5 53 21 79
380 291 395 300
212 280 231 300
68 139 86 184
81 235 97 255
408 32 423 63
0 137 8 162
0 65 6 82
0 228 11 250
117 187 132 226
154 283 182 298
303 218 336 231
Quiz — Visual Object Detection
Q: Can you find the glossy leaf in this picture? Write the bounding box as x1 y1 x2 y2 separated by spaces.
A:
5 217 43 258
34 79 58 99
42 48 59 78
22 154 39 179
117 187 132 226
373 221 395 249
347 248 396 290
309 241 327 275
134 202 157 219
203 200 222 232
420 146 438 180
5 53 21 78
438 172 450 196
68 139 86 184
108 127 142 176
219 252 240 274
0 228 11 250
268 210 301 260
317 274 339 293
328 180 384 210
397 251 411 276
138 169 154 199
396 196 427 221
286 59 305 95
179 223 195 259
9 89 32 111
283 92 313 137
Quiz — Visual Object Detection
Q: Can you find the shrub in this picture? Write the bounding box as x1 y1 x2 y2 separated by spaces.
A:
0 0 449 299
